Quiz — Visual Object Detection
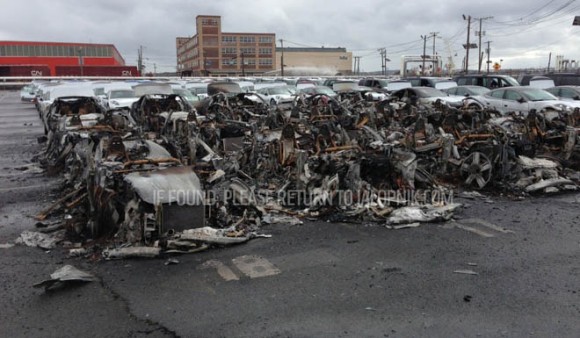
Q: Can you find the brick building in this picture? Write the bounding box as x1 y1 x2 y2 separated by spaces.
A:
176 15 276 76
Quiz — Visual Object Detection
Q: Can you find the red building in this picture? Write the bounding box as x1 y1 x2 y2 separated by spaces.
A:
0 40 139 76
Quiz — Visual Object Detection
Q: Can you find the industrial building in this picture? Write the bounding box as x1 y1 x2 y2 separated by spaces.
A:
0 40 139 76
275 47 353 76
176 15 276 77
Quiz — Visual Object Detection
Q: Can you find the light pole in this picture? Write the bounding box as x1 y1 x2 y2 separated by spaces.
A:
77 47 84 77
230 53 246 77
279 39 285 76
421 35 427 75
241 53 245 77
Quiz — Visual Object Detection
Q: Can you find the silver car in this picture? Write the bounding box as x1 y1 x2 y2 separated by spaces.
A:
470 86 579 115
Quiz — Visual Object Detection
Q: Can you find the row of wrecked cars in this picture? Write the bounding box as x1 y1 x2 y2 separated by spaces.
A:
29 79 580 259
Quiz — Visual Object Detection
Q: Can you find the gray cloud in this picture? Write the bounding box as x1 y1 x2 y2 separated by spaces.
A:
1 0 579 73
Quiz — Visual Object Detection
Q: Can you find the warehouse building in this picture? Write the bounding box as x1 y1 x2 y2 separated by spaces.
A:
0 40 138 76
275 47 353 76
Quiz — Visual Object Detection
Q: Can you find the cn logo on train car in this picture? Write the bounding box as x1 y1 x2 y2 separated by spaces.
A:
122 70 132 76
31 70 43 76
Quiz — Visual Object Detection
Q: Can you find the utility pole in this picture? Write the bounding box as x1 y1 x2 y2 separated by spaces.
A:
463 15 471 73
421 35 427 75
430 32 439 74
241 53 245 77
547 52 552 73
279 39 284 77
153 63 157 76
378 48 386 76
137 45 144 76
77 47 84 77
475 16 493 73
353 56 361 75
485 41 492 74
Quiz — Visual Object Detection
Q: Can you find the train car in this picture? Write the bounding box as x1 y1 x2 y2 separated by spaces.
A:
54 65 140 77
0 64 51 77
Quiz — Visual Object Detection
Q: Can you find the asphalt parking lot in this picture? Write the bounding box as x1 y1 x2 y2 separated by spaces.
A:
0 90 579 338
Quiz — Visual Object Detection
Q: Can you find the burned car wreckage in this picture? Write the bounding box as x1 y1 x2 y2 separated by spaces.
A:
34 81 580 258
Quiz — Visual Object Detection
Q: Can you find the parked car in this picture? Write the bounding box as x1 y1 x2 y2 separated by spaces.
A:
38 84 97 129
298 85 338 98
43 96 105 135
543 73 580 86
172 88 201 106
453 74 520 89
544 86 580 101
256 85 297 106
526 76 555 89
358 78 389 90
20 85 36 102
464 86 578 115
444 85 490 97
332 82 387 101
389 87 464 107
106 88 139 109
403 77 457 90
358 78 413 92
185 82 209 99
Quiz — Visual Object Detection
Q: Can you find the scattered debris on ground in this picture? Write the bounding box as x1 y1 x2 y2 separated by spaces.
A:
21 83 579 259
33 265 98 291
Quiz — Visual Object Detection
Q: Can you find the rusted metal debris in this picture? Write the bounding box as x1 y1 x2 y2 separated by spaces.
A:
29 84 580 258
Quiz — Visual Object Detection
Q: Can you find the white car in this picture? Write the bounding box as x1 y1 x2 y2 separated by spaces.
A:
465 86 579 115
20 85 36 102
389 87 464 107
185 82 209 99
257 85 297 106
106 89 139 109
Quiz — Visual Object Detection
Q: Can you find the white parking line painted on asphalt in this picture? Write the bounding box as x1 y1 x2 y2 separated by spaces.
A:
199 255 281 281
269 248 338 271
0 183 55 192
461 218 515 234
231 255 281 279
199 260 240 281
453 223 495 238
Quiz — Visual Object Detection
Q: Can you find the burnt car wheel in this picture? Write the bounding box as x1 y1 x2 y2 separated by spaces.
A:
460 151 492 189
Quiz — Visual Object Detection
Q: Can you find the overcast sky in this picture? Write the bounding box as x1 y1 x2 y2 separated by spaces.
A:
1 0 579 74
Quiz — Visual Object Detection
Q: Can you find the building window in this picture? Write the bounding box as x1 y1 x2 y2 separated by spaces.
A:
259 58 272 65
222 47 237 55
240 47 255 55
239 36 255 43
222 36 237 44
259 36 272 43
202 18 218 25
246 58 256 65
222 58 237 65
259 48 272 55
